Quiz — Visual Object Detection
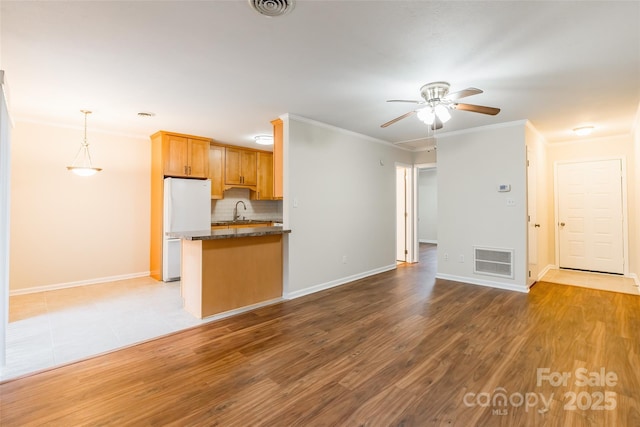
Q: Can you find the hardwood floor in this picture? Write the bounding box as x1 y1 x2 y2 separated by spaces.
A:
2 244 639 426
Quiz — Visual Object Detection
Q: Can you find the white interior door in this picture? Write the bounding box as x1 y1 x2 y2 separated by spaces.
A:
557 159 624 274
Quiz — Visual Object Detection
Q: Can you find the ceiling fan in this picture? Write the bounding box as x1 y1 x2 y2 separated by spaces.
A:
381 81 500 130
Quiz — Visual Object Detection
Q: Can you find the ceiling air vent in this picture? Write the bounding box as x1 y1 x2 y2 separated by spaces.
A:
249 0 295 17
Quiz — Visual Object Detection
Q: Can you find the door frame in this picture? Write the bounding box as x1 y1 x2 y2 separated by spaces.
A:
395 163 415 263
553 157 629 276
414 163 437 263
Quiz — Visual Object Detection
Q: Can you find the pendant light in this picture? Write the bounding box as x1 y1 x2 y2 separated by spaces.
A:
67 110 102 176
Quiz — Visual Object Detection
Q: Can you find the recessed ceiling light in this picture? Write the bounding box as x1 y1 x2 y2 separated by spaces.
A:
137 112 156 118
573 126 594 136
254 135 273 145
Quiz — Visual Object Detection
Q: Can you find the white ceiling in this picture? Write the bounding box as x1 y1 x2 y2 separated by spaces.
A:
1 1 639 150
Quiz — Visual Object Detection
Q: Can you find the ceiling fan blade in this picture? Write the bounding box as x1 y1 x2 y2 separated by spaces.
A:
387 99 424 104
454 103 501 115
381 110 418 128
444 87 483 101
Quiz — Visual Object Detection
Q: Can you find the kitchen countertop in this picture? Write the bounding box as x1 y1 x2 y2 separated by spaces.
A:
168 226 290 241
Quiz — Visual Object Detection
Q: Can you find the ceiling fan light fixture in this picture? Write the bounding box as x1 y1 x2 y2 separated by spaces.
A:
416 108 435 125
434 104 451 123
573 126 594 136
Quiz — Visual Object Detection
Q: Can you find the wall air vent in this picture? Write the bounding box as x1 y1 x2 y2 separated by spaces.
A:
248 0 295 17
474 247 514 279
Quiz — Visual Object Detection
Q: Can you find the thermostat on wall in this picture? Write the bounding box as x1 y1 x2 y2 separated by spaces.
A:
498 184 511 192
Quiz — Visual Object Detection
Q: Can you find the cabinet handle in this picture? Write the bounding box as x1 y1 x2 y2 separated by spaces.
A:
184 166 187 175
189 166 192 175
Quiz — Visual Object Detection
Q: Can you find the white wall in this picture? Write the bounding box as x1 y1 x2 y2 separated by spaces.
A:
284 115 413 297
0 72 12 366
436 121 528 292
9 121 150 293
418 168 437 243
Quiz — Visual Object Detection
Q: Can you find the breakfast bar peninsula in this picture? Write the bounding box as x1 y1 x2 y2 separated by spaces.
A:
168 226 290 318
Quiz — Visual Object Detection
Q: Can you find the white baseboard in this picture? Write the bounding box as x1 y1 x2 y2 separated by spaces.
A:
9 272 152 296
419 239 437 244
284 264 397 300
435 273 529 293
630 273 640 287
537 264 556 281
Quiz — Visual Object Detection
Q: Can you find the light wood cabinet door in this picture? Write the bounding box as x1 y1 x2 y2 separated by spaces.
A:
225 148 242 185
209 145 225 199
272 118 283 199
161 134 209 178
225 147 257 186
163 135 190 177
188 138 210 178
256 152 274 200
240 150 257 186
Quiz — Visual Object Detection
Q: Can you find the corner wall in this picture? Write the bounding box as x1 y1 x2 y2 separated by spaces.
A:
284 115 413 297
9 121 151 293
436 122 529 292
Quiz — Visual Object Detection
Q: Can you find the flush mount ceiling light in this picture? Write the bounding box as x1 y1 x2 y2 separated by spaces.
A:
66 110 102 177
254 135 274 145
573 126 594 136
248 0 294 17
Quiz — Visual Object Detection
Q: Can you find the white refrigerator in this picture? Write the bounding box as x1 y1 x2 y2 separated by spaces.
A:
163 177 211 281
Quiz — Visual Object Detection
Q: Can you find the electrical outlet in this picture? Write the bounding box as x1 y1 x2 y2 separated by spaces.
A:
342 255 347 264
506 199 516 207
459 255 465 263
293 198 299 208
444 253 449 261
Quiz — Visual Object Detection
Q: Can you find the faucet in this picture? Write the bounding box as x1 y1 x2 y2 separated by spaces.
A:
233 201 247 221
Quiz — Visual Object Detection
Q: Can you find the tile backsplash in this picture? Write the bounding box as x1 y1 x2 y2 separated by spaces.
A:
211 188 282 222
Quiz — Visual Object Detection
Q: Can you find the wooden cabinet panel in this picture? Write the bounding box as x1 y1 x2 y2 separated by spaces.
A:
256 152 274 200
272 118 283 199
225 148 242 185
163 135 190 177
188 138 210 178
209 145 225 199
225 147 257 187
241 151 257 186
161 134 209 178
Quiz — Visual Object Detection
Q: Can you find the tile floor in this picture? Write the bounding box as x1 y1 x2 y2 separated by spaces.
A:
541 268 640 295
3 269 638 382
2 277 237 381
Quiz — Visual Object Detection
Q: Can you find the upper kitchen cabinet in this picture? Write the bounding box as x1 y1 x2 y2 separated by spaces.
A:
209 145 225 199
225 147 257 188
253 152 274 200
152 131 211 179
271 118 283 199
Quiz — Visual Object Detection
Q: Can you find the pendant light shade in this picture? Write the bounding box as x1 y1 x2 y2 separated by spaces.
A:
67 110 102 176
